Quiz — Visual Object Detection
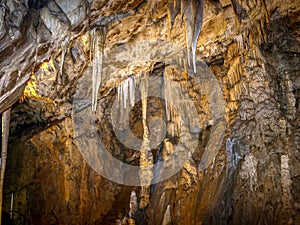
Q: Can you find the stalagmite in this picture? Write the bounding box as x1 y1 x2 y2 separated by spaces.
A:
10 193 13 220
162 205 172 225
0 108 11 224
139 74 153 209
211 156 216 170
240 153 258 192
280 155 293 222
129 191 138 218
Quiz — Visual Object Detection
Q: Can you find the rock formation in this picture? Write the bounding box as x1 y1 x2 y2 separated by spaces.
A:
0 0 299 224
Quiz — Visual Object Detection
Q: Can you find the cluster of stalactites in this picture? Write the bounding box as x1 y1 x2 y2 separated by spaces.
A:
164 71 181 137
164 66 199 138
168 0 204 73
117 74 153 208
117 75 135 109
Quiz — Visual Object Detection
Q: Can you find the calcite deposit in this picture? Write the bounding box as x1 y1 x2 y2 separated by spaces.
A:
0 0 299 224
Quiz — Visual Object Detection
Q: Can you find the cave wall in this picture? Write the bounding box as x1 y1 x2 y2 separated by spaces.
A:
1 0 299 224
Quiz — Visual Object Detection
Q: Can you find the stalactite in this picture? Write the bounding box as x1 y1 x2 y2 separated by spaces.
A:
191 0 204 74
185 4 193 68
235 12 268 61
163 66 186 137
183 0 204 73
90 27 106 112
117 81 121 104
179 0 188 22
123 78 129 109
117 76 136 109
166 0 204 73
129 76 135 107
164 76 170 122
242 31 249 51
235 34 244 51
226 138 241 173
167 0 180 32
254 19 265 46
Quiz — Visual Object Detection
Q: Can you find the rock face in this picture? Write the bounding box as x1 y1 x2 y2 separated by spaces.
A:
1 0 299 224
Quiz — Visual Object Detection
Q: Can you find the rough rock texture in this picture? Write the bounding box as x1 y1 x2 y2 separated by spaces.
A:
0 0 300 225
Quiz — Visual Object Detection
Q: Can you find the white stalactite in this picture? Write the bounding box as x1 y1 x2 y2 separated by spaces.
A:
129 77 135 107
117 76 136 109
226 138 242 175
90 28 105 112
123 78 128 109
235 34 244 51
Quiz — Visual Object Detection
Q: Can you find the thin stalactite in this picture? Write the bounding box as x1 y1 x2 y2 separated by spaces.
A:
167 0 180 32
191 0 204 74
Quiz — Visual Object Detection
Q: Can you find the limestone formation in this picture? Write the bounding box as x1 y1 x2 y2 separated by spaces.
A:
0 0 299 224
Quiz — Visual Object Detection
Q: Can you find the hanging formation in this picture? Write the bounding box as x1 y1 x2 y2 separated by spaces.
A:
168 0 204 73
117 76 135 109
90 0 204 111
90 27 106 112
